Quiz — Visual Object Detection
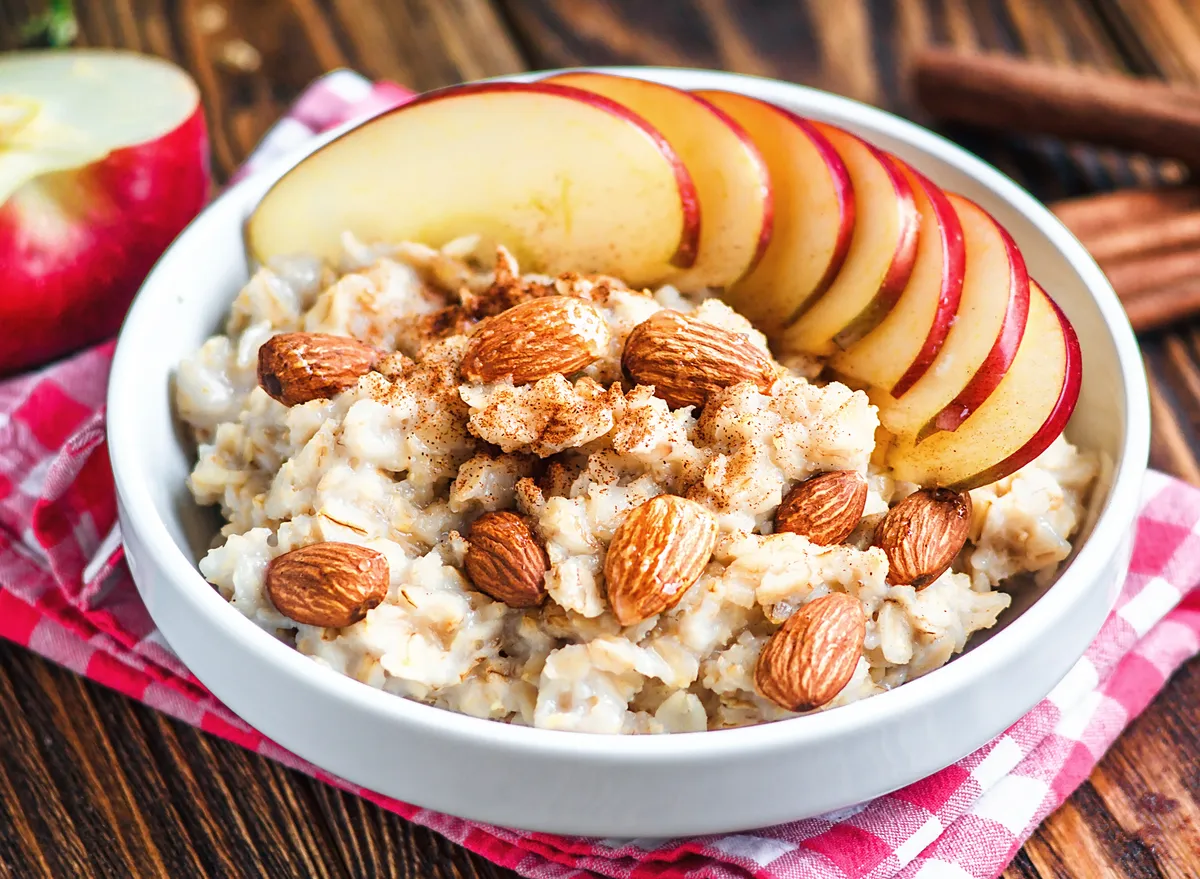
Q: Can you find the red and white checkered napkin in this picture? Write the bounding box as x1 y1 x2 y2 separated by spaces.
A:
2 71 1198 879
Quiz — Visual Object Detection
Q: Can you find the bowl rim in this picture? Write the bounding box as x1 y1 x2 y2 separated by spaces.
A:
108 65 1150 763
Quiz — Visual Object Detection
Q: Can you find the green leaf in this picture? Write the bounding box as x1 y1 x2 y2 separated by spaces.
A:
20 0 79 49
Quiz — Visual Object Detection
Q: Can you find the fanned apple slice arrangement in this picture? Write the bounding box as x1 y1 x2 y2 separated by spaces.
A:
247 73 1082 492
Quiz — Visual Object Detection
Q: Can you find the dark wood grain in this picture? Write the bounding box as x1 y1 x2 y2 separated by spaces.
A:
1 1 1198 877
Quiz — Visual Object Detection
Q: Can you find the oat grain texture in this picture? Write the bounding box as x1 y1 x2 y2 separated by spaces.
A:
0 0 1197 876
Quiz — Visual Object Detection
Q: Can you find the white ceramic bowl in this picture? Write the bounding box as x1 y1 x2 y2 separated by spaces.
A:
108 67 1150 837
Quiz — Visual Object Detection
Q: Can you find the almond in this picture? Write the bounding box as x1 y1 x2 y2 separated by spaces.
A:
775 471 868 545
604 495 718 626
755 592 866 712
266 542 389 628
258 332 378 406
459 296 610 385
464 511 548 608
873 488 972 588
622 310 776 409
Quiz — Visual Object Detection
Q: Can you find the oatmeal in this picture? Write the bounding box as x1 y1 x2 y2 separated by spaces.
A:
177 237 1099 734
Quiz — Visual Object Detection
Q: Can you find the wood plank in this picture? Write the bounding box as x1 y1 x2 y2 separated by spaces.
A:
500 0 716 71
1147 364 1200 484
130 716 248 877
22 660 171 877
1087 658 1200 877
1101 0 1200 82
0 643 355 878
318 0 526 94
0 649 87 879
1022 782 1166 879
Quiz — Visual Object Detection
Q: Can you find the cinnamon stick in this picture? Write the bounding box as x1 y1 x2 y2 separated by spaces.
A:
1051 186 1200 241
1100 249 1200 298
1121 282 1200 333
1048 189 1200 332
913 49 1200 167
1084 211 1200 266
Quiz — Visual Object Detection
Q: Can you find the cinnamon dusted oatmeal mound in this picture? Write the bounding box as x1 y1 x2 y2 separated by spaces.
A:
176 237 1099 734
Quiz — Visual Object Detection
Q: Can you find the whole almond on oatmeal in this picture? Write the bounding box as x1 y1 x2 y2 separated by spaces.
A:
258 332 378 406
465 511 548 608
459 296 610 385
604 495 718 626
266 542 389 628
621 310 775 409
775 471 868 545
755 592 866 712
873 488 972 589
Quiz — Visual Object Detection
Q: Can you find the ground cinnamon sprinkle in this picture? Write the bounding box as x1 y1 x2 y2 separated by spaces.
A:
175 235 1098 733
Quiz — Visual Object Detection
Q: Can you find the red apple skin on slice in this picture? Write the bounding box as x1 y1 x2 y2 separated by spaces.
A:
830 162 964 396
247 82 700 288
694 90 854 330
544 72 772 289
875 194 1031 439
777 125 920 356
0 53 210 375
887 281 1081 491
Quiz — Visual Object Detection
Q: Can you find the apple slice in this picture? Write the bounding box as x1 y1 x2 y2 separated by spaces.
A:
830 162 965 395
544 72 771 289
0 50 209 374
247 82 700 288
694 90 854 328
887 281 1081 490
875 194 1031 439
776 125 920 355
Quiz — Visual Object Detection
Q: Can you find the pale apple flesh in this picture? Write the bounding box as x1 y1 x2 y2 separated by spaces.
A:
247 82 701 288
0 51 202 203
875 194 1031 438
694 90 854 330
0 50 210 374
776 125 920 356
544 72 772 290
887 281 1081 490
830 162 965 395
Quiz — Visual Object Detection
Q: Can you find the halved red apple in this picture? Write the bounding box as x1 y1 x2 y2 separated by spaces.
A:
777 125 920 356
0 50 210 374
875 194 1031 439
544 72 772 289
694 90 854 329
887 281 1081 490
831 162 965 395
247 82 700 287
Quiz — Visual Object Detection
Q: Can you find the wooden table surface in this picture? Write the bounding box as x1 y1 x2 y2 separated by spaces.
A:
2 0 1199 876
